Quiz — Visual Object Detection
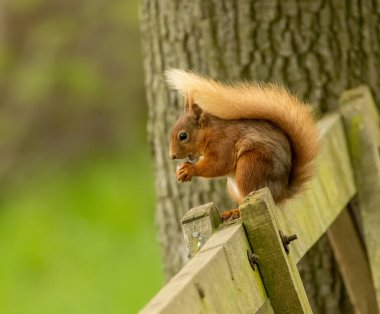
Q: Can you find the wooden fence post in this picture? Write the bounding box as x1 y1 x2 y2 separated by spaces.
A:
181 202 222 259
339 86 380 311
327 208 378 314
241 188 313 314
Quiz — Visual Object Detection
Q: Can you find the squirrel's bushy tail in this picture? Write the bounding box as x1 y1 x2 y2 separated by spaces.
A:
165 69 320 200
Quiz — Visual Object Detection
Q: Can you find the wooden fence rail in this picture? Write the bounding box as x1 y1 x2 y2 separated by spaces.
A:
140 86 380 314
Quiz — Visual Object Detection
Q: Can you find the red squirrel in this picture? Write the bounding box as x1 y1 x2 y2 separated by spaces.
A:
166 69 319 220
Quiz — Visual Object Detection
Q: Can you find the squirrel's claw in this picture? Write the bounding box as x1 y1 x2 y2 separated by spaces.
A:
176 162 194 182
221 209 241 221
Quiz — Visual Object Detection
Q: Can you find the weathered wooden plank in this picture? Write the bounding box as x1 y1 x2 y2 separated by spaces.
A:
327 208 379 314
339 87 380 310
339 85 380 146
241 188 312 314
140 224 272 314
256 300 275 314
276 112 356 264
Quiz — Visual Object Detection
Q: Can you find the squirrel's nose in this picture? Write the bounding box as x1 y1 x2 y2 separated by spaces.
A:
170 154 177 160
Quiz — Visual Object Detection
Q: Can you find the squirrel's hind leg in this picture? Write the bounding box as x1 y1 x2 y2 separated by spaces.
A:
222 151 266 221
235 150 288 203
222 150 285 220
227 176 244 204
221 152 262 221
221 177 243 221
235 150 273 198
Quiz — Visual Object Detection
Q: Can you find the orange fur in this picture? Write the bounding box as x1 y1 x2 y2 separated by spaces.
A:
166 69 319 202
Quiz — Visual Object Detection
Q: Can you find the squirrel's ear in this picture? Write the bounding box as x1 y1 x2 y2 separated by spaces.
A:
191 103 207 127
191 103 202 117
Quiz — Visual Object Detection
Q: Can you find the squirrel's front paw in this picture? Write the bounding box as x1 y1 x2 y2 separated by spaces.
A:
176 162 194 182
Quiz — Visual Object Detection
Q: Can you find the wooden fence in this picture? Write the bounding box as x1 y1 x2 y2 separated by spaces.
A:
140 86 380 314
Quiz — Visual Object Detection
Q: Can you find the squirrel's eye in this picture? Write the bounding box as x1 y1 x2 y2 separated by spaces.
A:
178 132 188 141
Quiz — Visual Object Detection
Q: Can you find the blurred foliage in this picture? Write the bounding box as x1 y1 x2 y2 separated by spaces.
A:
0 0 162 313
0 0 147 181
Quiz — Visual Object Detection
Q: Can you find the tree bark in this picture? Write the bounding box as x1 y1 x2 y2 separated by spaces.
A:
140 0 380 311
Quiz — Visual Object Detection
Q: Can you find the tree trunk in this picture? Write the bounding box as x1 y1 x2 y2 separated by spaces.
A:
140 0 380 311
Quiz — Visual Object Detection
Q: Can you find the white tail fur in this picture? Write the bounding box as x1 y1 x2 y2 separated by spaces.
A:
165 69 320 199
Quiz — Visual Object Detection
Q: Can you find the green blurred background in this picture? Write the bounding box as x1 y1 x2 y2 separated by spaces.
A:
0 0 163 313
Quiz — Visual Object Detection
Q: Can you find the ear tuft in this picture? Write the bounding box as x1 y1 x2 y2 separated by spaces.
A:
184 92 193 112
